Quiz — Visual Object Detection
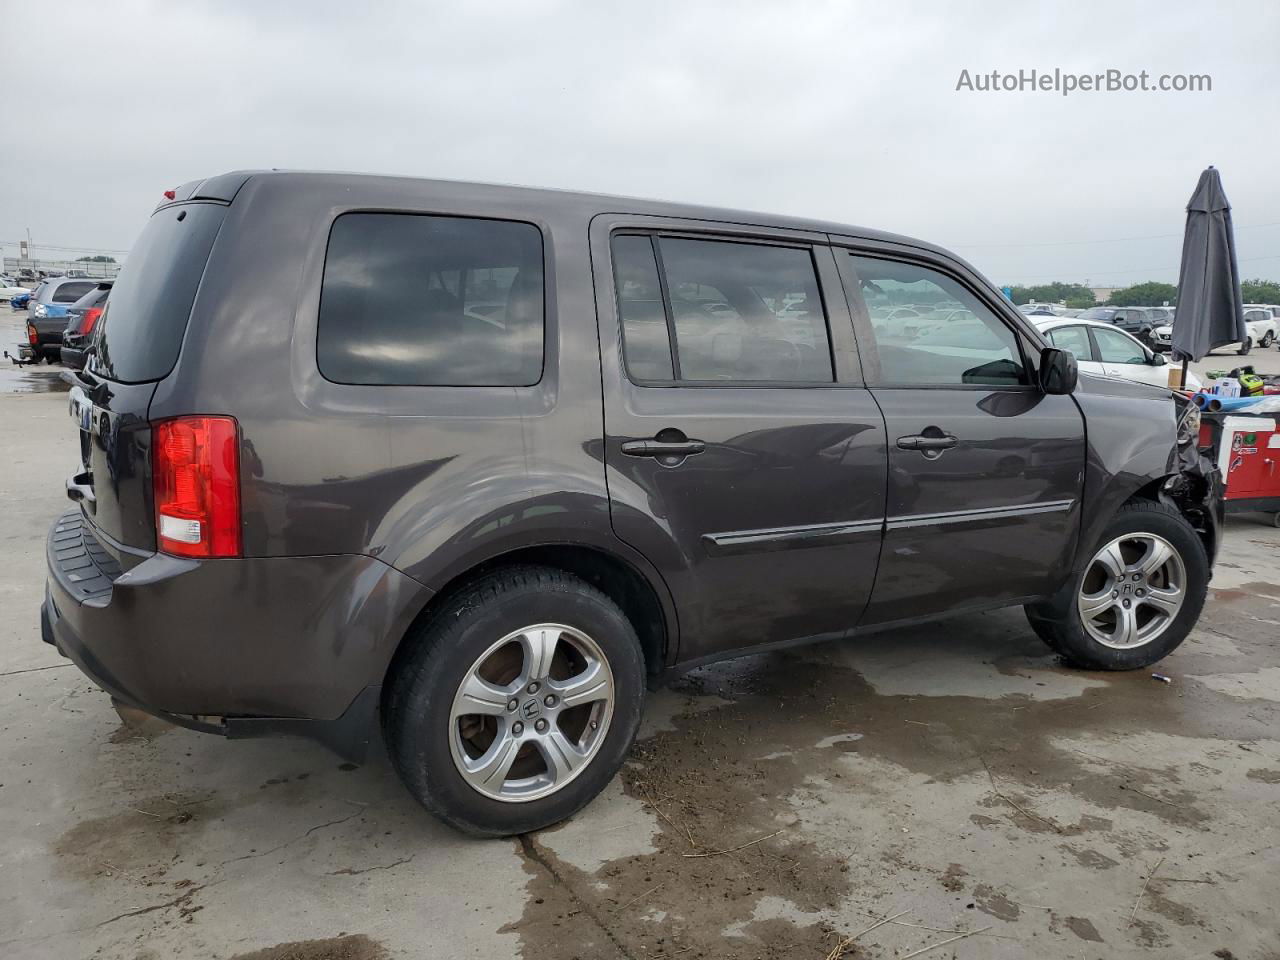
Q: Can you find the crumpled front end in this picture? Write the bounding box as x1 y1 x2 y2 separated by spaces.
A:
1165 396 1225 565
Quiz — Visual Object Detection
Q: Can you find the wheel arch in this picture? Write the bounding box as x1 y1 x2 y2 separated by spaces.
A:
381 541 677 695
1079 464 1218 573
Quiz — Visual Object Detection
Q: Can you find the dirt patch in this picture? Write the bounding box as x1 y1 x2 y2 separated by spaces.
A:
226 934 386 960
973 884 1020 921
940 863 967 891
53 793 222 884
1246 768 1280 783
1059 844 1120 870
1062 915 1104 942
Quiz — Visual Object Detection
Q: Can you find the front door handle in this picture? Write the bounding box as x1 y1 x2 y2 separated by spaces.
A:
897 432 958 454
621 438 707 458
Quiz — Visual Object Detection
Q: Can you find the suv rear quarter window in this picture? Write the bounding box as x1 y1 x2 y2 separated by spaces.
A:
317 213 545 387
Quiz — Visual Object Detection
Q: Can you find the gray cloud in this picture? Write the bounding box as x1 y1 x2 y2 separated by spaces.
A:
3 0 1277 286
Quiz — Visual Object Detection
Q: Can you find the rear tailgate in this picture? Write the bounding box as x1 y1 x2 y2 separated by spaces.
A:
70 201 228 557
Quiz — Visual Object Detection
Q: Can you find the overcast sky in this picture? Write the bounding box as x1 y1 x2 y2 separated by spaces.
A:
3 0 1277 287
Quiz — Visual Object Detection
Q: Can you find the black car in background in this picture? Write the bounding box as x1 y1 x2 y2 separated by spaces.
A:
1080 305 1168 343
59 282 112 370
28 277 99 361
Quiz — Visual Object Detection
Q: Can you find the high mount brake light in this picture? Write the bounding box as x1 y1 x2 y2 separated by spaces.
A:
152 416 241 558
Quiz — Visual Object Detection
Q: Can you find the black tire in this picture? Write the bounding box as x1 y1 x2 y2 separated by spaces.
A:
1238 337 1252 356
382 565 646 837
1262 331 1275 348
1024 500 1208 670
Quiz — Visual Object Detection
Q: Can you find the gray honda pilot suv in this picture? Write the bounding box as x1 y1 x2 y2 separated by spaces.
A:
44 171 1222 836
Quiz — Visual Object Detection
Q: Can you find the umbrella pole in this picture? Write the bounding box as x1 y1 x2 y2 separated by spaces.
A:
1180 359 1189 390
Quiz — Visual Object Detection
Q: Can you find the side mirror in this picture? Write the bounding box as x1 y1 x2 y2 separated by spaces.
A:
1038 346 1078 395
1150 352 1168 367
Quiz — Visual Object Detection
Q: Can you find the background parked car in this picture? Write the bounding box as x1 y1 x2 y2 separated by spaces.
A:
1018 301 1068 317
1108 306 1162 343
1 276 32 302
58 281 112 370
1033 316 1202 390
1153 306 1277 355
28 277 98 361
1242 304 1280 346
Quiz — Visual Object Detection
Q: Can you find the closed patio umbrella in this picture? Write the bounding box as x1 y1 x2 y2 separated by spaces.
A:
1172 166 1246 385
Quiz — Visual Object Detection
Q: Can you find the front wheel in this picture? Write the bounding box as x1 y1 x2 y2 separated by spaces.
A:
382 565 645 836
1025 500 1208 670
1262 331 1275 348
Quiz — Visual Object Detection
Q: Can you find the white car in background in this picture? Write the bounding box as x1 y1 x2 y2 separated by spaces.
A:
0 277 32 301
1034 317 1203 391
1152 306 1277 355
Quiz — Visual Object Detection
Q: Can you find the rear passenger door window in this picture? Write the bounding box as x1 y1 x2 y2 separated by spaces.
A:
317 213 544 386
846 255 1027 386
1047 324 1092 361
611 234 833 384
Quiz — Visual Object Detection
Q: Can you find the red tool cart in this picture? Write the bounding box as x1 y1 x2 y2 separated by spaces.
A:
1199 413 1280 526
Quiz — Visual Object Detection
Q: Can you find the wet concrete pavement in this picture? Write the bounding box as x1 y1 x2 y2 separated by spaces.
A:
1 383 1277 959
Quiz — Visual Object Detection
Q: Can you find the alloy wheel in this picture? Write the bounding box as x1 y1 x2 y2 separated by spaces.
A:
448 623 614 803
1077 533 1186 649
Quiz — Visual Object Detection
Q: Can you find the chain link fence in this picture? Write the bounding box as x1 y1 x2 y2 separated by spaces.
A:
3 257 121 280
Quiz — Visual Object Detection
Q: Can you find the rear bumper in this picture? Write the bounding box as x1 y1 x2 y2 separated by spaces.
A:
31 320 65 345
43 509 432 756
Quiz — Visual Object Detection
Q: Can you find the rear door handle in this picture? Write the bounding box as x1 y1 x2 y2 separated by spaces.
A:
621 438 706 458
896 434 958 451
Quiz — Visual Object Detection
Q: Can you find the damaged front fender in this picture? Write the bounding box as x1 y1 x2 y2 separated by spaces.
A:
1163 441 1225 566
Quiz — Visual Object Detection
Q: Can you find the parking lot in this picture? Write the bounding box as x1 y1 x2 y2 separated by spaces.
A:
2 313 1278 960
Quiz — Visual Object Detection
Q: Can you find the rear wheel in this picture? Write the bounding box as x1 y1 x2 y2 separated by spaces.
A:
1262 331 1275 348
1025 500 1208 670
383 565 645 836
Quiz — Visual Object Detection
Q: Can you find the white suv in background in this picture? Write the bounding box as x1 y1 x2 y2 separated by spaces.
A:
1151 306 1277 356
1034 317 1203 390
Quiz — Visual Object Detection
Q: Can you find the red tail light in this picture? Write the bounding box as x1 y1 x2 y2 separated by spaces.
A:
80 306 103 333
152 416 241 558
26 323 38 346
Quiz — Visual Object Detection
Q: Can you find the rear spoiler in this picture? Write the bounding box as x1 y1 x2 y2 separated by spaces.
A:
153 171 259 212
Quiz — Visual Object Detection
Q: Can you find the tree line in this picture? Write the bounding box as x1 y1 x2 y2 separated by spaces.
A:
1007 279 1280 308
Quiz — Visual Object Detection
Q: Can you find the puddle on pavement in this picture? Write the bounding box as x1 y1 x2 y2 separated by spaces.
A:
0 361 70 393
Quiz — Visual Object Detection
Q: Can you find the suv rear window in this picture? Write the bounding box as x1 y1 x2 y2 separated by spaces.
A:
91 204 227 383
52 281 95 303
317 213 544 386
